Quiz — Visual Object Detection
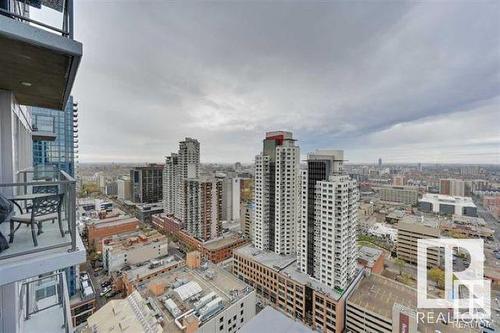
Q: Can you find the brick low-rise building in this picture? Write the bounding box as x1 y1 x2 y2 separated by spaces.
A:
152 214 248 263
357 246 384 274
86 216 139 251
233 244 363 333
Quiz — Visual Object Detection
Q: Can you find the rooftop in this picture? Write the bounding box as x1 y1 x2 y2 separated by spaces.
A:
203 233 246 250
234 244 344 300
70 271 95 306
451 214 486 226
348 274 478 333
358 246 384 264
420 193 476 207
86 290 162 333
134 202 164 212
88 215 139 229
386 210 406 219
103 230 167 252
124 255 184 282
399 214 440 228
134 262 254 332
240 306 314 333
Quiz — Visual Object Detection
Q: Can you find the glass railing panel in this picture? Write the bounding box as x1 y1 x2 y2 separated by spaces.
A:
0 167 76 260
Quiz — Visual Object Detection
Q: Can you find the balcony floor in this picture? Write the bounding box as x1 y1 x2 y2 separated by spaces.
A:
0 216 72 260
24 299 67 333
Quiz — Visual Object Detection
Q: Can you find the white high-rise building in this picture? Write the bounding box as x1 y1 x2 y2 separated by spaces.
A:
163 153 179 215
298 150 359 291
254 131 299 255
163 138 200 221
221 177 243 222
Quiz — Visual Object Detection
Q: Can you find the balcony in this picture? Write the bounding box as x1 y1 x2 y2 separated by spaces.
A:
0 0 82 110
22 271 73 333
32 114 56 141
0 167 86 285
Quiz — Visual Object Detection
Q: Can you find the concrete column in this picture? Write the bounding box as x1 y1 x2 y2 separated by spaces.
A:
0 282 21 333
0 90 15 193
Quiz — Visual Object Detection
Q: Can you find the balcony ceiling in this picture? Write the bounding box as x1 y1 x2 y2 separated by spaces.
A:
0 15 82 110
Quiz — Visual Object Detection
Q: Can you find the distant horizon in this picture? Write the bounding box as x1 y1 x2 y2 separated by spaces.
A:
78 160 500 167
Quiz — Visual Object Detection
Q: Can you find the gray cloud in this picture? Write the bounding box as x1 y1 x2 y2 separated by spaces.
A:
71 1 500 164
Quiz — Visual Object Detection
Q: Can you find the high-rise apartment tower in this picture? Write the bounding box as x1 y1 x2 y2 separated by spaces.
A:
297 150 359 291
254 131 299 255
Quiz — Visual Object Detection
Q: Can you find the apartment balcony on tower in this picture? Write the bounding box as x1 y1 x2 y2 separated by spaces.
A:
0 1 83 333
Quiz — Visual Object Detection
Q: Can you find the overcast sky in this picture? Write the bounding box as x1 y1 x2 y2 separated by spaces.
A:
69 1 499 164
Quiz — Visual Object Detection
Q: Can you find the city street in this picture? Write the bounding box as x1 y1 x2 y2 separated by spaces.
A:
476 199 500 245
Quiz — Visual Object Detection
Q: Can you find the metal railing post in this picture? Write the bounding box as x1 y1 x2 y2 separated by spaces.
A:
67 0 73 39
23 171 27 195
25 282 30 320
70 181 76 251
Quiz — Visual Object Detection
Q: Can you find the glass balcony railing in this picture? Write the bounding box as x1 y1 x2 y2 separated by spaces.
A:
32 114 55 133
32 114 57 141
0 0 74 38
0 166 77 260
22 271 72 333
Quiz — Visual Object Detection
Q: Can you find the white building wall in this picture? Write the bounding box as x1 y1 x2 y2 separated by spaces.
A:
274 144 299 255
316 175 358 290
198 291 256 333
231 178 241 222
253 154 269 250
178 138 200 223
104 241 169 273
297 169 308 273
0 91 32 192
0 282 23 333
117 177 131 201
163 154 179 215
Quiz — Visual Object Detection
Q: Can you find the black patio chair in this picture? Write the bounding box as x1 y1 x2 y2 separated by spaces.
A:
9 193 64 247
33 185 59 194
25 185 59 212
0 192 13 252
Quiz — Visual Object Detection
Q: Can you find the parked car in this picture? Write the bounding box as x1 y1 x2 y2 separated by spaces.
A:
99 287 111 297
101 280 111 288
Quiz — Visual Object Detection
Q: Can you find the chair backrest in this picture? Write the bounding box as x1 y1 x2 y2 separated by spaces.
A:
33 185 59 194
32 194 64 218
0 192 13 224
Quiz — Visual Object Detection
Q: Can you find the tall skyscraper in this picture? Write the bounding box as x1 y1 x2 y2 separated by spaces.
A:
254 131 299 255
297 150 359 291
378 157 382 168
32 96 77 177
163 138 200 221
163 153 179 215
32 96 79 296
163 138 222 242
130 164 164 203
185 178 223 241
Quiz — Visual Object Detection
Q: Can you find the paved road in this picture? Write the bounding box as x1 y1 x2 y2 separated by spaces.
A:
475 198 500 244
